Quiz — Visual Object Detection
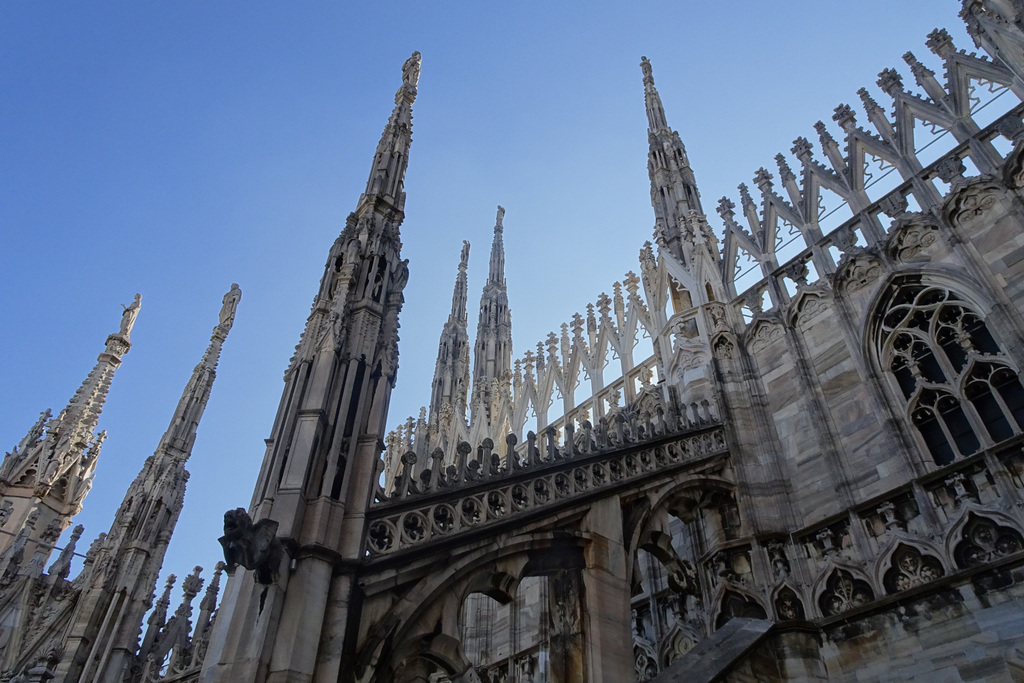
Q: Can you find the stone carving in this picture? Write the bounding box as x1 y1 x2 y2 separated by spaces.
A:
818 569 873 617
119 293 142 338
953 515 1024 569
634 642 658 681
944 179 1001 229
402 51 421 87
219 283 242 328
835 252 881 294
775 587 804 621
746 319 784 354
882 544 944 594
877 192 909 219
218 508 284 585
712 335 735 360
886 216 940 263
767 542 790 579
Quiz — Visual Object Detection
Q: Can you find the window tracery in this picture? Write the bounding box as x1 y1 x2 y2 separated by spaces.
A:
876 282 1024 465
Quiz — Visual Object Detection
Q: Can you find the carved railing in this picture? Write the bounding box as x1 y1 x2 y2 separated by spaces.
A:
367 400 725 556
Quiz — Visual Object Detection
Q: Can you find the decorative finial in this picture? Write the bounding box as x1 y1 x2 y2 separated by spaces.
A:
402 51 422 88
495 205 505 232
218 283 242 330
459 240 470 270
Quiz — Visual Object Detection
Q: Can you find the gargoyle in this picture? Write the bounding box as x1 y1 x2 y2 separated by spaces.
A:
218 508 283 585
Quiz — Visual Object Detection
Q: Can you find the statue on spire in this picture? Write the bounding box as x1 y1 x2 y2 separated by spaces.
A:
495 205 505 232
460 240 470 270
402 51 422 88
219 283 242 330
640 56 653 83
119 293 142 338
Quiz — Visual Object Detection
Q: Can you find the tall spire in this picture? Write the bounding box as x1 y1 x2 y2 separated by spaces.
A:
488 205 506 285
641 56 669 132
428 241 472 423
55 285 239 682
471 206 513 428
0 296 139 558
204 54 419 681
362 50 421 211
641 57 710 270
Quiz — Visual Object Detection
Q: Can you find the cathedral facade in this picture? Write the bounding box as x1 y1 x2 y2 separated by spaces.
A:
5 2 1024 681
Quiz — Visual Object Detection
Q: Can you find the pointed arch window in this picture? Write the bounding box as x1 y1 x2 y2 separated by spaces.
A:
877 282 1024 466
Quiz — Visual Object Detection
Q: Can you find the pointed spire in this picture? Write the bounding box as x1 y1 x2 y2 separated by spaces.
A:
0 299 139 558
641 56 668 132
488 206 506 286
362 51 421 210
154 285 241 459
428 243 472 424
642 56 713 274
472 206 514 429
453 241 471 322
55 287 240 682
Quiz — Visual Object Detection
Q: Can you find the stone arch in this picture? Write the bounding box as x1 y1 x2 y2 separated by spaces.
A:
354 532 581 681
659 622 701 670
811 565 875 618
712 587 768 628
625 477 736 557
879 542 946 594
637 529 699 597
389 632 472 683
946 511 1024 569
771 583 805 621
785 286 832 328
872 537 949 593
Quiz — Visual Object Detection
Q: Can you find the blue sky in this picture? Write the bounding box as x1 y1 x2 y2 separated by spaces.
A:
1 2 976 585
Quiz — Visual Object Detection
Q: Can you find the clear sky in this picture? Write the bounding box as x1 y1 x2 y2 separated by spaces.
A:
1 3 977 588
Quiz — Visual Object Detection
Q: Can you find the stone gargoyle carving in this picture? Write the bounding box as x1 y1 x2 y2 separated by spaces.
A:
218 508 284 585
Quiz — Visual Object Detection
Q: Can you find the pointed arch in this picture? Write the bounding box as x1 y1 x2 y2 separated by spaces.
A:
945 511 1024 569
867 273 1024 466
811 564 875 618
771 583 806 621
713 587 768 628
878 542 946 594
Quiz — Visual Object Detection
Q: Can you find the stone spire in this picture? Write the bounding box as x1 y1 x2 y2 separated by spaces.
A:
641 57 721 304
428 241 472 424
641 57 711 267
0 296 139 558
471 206 514 428
203 54 419 682
362 50 421 208
54 285 239 682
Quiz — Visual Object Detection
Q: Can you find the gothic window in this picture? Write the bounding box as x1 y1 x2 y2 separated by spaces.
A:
882 544 944 594
877 282 1024 465
953 515 1024 569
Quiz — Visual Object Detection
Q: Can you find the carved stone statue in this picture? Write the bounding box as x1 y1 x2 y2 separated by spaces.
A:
218 508 283 585
219 284 242 329
402 51 421 88
119 293 142 338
